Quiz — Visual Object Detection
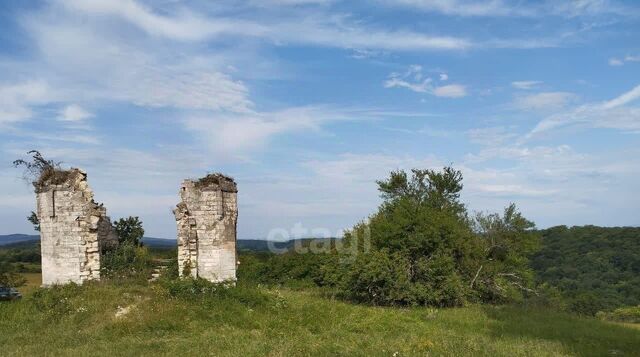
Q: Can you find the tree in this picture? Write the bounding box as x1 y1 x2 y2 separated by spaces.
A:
27 211 40 232
472 204 540 302
113 216 145 246
102 217 151 279
327 167 483 306
325 167 539 307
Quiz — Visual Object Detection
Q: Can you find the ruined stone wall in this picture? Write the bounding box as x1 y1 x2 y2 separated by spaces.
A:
174 174 238 282
36 169 118 285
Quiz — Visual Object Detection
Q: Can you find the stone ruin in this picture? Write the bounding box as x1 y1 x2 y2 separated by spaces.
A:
35 168 118 285
174 173 238 282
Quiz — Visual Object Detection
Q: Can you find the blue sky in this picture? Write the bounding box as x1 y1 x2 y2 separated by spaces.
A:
1 0 639 239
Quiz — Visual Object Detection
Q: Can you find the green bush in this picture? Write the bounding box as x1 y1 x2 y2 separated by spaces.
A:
101 243 153 281
238 251 330 288
30 283 83 317
158 278 286 309
596 305 640 323
323 167 539 307
163 257 179 280
0 261 26 288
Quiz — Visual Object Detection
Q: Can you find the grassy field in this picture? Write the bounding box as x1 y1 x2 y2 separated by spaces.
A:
0 277 638 357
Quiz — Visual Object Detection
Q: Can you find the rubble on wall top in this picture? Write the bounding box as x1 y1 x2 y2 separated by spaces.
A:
34 167 87 193
190 173 237 192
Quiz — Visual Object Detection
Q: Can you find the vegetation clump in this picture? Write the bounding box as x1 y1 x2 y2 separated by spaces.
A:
194 172 237 192
12 150 75 192
532 225 640 315
0 262 26 289
102 216 152 281
319 167 540 307
597 305 640 324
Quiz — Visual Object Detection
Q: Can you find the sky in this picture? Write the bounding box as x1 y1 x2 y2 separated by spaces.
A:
0 0 639 239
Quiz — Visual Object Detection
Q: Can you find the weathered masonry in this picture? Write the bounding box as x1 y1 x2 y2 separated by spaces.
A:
35 168 118 285
174 173 238 282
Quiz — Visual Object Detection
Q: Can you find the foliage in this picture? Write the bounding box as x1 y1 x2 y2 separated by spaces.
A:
472 204 540 303
324 167 538 307
0 261 26 288
0 242 41 274
163 257 179 280
596 305 640 324
113 216 145 246
101 243 153 281
12 150 70 190
158 278 285 309
238 251 331 288
0 243 41 265
27 211 40 232
532 225 640 314
30 283 83 317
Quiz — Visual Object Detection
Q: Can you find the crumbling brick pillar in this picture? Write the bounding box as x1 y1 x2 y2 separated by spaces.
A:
174 173 238 282
35 168 118 285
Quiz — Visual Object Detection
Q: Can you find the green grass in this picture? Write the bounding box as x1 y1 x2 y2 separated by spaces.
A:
1 279 638 357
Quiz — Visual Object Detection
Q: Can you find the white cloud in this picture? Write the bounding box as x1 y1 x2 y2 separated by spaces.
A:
529 84 640 136
57 0 595 52
511 80 542 90
625 55 640 62
433 84 467 98
0 81 55 124
60 0 471 51
384 65 468 98
439 73 448 81
466 126 517 146
58 104 93 122
381 0 531 17
512 92 576 111
609 57 624 66
22 17 253 113
609 54 640 66
602 84 640 109
382 0 630 18
183 106 352 157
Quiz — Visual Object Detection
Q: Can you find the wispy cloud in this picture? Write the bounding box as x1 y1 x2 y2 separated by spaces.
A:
379 0 533 17
380 0 632 18
512 92 577 111
528 84 640 136
608 54 640 66
60 0 471 51
511 81 543 90
183 106 362 158
384 65 468 98
0 81 55 125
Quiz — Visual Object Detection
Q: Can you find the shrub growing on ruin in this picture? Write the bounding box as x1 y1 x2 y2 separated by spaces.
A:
27 211 40 232
13 150 72 191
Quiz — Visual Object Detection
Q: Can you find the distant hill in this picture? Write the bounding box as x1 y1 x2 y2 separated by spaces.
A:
0 234 339 252
0 234 39 246
141 237 176 248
